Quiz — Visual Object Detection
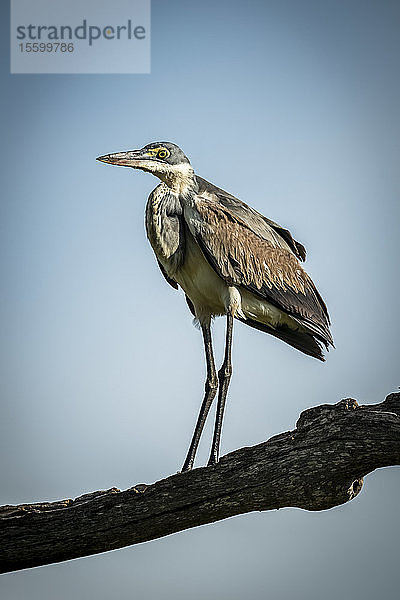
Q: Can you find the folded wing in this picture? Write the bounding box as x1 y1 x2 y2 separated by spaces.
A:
186 190 333 349
196 176 306 261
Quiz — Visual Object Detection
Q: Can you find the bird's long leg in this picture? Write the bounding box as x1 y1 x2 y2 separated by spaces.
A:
208 312 234 466
181 322 218 472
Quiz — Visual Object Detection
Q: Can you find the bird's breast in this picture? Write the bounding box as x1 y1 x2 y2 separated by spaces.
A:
173 228 230 322
145 185 185 271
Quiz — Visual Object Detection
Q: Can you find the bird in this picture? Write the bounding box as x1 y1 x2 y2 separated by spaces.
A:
97 141 333 471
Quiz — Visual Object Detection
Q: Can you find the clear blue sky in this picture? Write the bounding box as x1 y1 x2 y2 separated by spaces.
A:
1 1 399 599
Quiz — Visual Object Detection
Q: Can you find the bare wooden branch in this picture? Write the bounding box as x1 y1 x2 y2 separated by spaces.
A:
1 392 399 574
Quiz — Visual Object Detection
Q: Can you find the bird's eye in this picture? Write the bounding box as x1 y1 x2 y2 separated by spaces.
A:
157 149 169 159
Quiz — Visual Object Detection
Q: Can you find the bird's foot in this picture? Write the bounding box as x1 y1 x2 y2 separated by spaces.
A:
207 452 219 467
181 459 194 473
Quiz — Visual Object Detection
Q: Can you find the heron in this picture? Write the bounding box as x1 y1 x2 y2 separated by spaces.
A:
97 141 333 471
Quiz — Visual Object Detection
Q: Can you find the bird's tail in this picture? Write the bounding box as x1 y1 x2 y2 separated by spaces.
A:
236 316 327 361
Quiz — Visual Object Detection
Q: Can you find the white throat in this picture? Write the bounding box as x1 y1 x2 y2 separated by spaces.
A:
158 163 196 195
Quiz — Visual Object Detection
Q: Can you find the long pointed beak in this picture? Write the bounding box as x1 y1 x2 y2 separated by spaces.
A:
96 150 143 167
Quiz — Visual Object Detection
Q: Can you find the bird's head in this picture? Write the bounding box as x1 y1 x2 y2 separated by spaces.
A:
97 141 195 195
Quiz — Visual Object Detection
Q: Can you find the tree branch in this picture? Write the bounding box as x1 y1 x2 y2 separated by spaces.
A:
1 392 399 574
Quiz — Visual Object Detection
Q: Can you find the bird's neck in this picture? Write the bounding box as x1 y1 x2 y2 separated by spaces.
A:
157 164 197 196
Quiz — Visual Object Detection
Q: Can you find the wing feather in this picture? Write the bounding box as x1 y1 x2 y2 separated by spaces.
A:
156 259 178 289
196 176 306 261
186 195 332 347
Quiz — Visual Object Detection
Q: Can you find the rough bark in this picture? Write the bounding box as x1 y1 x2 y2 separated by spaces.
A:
1 392 399 574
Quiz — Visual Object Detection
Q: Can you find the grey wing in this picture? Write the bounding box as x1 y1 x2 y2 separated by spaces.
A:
196 176 306 261
185 196 333 348
156 259 178 289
